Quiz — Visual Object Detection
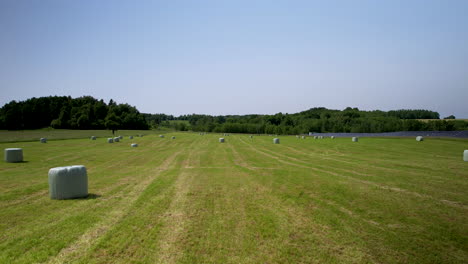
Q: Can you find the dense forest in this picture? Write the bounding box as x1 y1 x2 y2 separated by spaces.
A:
147 107 468 134
1 96 467 133
0 96 148 130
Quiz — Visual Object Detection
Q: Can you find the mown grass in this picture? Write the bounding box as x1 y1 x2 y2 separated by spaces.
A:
0 129 167 143
0 132 467 263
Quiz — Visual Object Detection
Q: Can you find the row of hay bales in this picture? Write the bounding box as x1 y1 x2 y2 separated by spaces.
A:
50 134 177 198
104 135 144 146
218 135 431 144
4 134 466 202
4 134 147 200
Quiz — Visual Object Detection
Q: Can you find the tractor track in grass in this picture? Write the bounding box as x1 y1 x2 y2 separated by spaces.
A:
46 148 184 264
182 135 210 168
284 143 466 196
230 141 386 231
237 137 468 210
154 137 210 263
225 161 375 263
154 170 194 264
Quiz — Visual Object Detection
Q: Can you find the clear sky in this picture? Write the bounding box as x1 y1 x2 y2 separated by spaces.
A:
1 0 467 117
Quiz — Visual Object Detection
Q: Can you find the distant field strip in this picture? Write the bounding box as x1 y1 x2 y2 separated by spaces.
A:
0 132 467 263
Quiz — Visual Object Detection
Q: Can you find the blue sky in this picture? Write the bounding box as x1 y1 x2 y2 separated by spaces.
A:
1 0 467 117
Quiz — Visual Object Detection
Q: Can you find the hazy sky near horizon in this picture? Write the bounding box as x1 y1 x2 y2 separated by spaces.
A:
1 0 467 117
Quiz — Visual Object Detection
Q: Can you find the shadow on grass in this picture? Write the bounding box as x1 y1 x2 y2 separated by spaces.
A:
65 193 102 200
84 193 101 199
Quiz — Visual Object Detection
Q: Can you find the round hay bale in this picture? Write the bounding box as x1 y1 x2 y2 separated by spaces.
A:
48 165 88 200
107 138 114 143
119 136 123 139
131 143 138 147
159 135 164 138
40 138 47 143
319 136 324 139
219 138 225 143
4 148 23 163
416 136 424 141
114 137 120 142
296 135 299 138
314 136 318 139
129 136 133 139
91 136 96 140
352 137 359 142
301 136 305 139
249 135 253 138
464 150 468 162
331 136 335 139
273 138 280 144
172 136 176 139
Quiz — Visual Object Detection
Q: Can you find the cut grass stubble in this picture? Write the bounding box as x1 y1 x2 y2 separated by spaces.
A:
0 132 467 264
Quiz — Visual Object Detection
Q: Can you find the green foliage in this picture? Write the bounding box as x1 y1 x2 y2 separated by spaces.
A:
0 96 149 130
165 107 467 134
388 109 440 119
444 115 456 119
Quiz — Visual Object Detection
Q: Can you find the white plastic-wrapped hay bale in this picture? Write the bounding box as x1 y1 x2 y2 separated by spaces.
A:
309 132 313 136
319 136 324 139
159 135 164 138
131 143 138 147
48 165 88 200
129 136 133 139
331 136 335 139
219 138 225 143
91 136 96 140
249 135 253 138
296 135 299 138
119 136 123 139
40 138 47 143
416 136 424 141
352 137 358 142
463 150 468 161
171 136 176 139
273 138 280 144
107 138 114 143
114 137 120 142
4 148 23 163
301 136 305 139
314 136 318 139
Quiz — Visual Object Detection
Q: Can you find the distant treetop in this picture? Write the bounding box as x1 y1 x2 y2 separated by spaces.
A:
0 96 149 130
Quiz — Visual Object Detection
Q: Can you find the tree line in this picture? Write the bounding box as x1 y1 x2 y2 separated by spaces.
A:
147 107 467 134
2 97 466 134
0 96 148 130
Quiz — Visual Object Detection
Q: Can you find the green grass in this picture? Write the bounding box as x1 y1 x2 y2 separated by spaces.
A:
0 129 165 143
0 132 467 263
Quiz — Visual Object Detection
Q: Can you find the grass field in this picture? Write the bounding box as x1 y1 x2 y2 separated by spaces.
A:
0 129 165 143
1 132 467 263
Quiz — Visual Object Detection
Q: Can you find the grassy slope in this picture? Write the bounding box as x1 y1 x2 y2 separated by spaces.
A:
0 133 467 263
